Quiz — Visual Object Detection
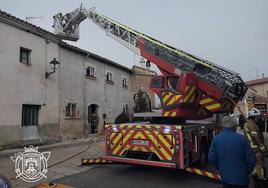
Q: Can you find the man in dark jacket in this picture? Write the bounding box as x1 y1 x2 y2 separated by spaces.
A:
208 115 256 188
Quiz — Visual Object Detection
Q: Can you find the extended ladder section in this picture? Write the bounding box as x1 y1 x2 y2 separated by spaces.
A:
53 6 247 100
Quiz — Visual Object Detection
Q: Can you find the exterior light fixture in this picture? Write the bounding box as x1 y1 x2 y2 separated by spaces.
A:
45 58 60 79
145 60 151 68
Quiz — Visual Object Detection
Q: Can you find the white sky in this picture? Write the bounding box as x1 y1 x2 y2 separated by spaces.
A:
1 0 268 81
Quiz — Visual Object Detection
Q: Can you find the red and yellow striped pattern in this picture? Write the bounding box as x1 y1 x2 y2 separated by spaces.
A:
109 125 177 161
199 94 221 112
81 158 113 165
185 167 221 180
184 86 196 103
161 91 183 106
247 99 254 110
163 110 177 117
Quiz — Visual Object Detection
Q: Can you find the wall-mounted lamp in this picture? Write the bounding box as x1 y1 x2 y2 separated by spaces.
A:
145 60 151 69
45 58 60 79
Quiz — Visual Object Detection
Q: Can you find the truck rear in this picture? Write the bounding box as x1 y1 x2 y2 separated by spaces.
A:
102 122 215 169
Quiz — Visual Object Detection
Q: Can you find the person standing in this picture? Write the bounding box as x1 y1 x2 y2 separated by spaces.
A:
208 116 256 188
243 115 267 187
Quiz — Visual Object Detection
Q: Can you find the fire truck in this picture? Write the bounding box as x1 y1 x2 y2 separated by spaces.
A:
53 5 247 178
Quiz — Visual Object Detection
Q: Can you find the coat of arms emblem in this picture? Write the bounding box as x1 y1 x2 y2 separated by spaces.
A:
11 145 50 182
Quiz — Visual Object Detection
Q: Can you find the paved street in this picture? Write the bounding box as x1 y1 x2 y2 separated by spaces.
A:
0 136 104 188
54 165 220 188
0 133 267 188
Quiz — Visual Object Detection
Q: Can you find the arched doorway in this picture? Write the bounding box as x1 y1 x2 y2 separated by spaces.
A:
88 104 99 134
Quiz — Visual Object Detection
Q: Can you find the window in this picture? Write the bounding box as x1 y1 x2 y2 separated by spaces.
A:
151 77 164 88
106 71 114 84
65 101 79 118
20 47 31 64
22 105 40 126
123 104 129 115
122 76 128 88
167 76 180 90
86 66 96 78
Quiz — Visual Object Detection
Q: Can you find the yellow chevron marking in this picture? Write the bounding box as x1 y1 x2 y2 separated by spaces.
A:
158 134 172 150
207 172 214 178
163 93 172 103
166 95 182 105
157 133 172 160
167 96 176 105
184 87 195 102
171 112 177 117
82 160 87 163
195 169 202 175
95 159 100 163
145 131 163 160
206 103 221 110
89 159 94 163
155 125 161 129
111 133 122 146
102 160 106 163
112 131 133 155
185 86 189 93
145 125 151 129
200 98 214 105
163 112 170 116
189 94 195 102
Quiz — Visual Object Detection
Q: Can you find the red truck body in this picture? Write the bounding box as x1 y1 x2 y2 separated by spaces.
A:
102 122 215 169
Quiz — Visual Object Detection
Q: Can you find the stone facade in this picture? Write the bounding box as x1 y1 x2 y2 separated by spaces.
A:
0 10 133 148
130 66 157 109
234 77 268 116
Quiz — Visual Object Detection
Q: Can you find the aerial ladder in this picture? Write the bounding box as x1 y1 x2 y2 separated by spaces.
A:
53 5 247 121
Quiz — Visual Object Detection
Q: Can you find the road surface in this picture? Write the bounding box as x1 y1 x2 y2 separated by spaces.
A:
54 164 220 188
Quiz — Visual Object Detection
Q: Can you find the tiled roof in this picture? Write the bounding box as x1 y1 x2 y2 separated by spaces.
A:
0 9 132 73
0 9 60 41
59 42 132 73
245 77 268 86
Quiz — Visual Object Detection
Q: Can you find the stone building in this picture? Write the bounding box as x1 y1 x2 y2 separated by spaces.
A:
131 66 157 109
245 77 268 115
234 77 268 116
0 10 139 148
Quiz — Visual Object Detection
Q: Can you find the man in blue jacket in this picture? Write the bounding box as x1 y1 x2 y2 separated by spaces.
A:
208 115 256 188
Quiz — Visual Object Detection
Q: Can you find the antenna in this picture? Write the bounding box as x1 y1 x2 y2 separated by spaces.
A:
254 65 259 78
25 16 43 23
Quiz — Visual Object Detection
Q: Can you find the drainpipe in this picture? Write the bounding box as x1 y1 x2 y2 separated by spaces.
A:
83 54 87 136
